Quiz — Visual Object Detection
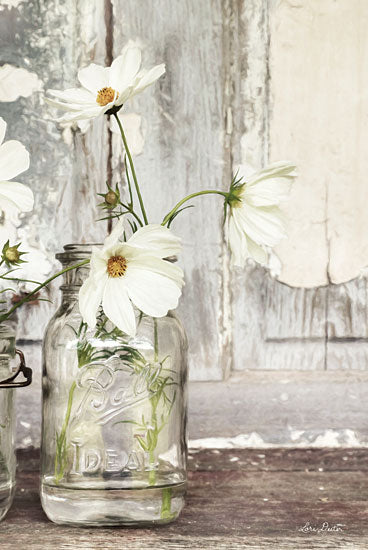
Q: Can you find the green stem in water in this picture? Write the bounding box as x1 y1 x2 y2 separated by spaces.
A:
54 381 77 482
154 318 159 362
114 113 149 225
161 189 229 227
161 487 173 520
148 318 159 485
0 259 90 323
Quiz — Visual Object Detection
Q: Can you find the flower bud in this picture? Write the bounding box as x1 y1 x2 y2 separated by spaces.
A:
105 190 119 207
1 240 26 267
5 246 20 263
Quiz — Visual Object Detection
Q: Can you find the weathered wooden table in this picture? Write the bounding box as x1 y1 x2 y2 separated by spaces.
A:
0 448 366 549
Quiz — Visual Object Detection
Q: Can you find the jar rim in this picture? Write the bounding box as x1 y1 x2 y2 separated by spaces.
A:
0 326 15 337
56 243 102 262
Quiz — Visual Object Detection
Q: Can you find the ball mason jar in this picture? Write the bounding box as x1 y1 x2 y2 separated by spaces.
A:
0 323 32 521
40 244 188 526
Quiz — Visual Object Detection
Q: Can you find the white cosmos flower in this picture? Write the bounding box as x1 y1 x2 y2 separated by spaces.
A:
79 220 184 337
46 40 165 127
0 117 33 216
228 161 297 267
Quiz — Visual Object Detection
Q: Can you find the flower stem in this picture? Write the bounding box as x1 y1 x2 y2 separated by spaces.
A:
161 487 173 520
54 381 76 483
149 318 159 485
120 202 144 228
154 318 159 362
114 113 149 225
162 189 229 226
0 260 90 323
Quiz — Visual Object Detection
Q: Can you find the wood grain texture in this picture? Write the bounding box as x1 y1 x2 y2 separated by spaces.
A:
0 448 367 549
15 368 368 449
111 0 232 380
1 0 368 455
188 370 368 446
270 0 368 287
0 0 109 342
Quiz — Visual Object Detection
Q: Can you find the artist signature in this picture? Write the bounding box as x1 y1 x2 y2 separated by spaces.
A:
298 521 345 533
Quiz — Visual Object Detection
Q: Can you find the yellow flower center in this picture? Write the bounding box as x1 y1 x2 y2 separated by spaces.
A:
96 87 118 106
107 255 127 278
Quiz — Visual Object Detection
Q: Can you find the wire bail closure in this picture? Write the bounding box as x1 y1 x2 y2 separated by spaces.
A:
0 349 32 388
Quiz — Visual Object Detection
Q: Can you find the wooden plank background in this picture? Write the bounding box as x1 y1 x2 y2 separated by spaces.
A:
0 0 368 447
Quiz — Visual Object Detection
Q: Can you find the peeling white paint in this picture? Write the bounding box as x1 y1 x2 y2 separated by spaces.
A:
0 0 24 10
310 429 362 448
270 0 368 286
189 429 368 449
16 224 52 292
20 436 32 447
0 64 43 102
268 250 282 278
189 433 268 450
60 123 74 147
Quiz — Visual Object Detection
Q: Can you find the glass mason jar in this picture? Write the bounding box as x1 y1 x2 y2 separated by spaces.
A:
0 323 32 521
41 244 188 526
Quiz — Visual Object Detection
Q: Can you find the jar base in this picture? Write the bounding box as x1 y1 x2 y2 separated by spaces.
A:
40 481 186 526
0 481 15 522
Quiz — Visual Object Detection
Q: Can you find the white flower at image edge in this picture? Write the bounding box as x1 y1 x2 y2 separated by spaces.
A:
0 117 33 215
46 40 165 127
79 221 185 337
228 161 297 267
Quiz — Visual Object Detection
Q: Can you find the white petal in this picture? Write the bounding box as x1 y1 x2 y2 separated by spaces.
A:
244 177 293 207
246 236 268 265
228 215 248 267
110 43 142 95
79 273 106 329
127 224 181 258
47 87 96 105
0 140 30 181
56 107 104 123
103 218 125 250
236 204 286 247
0 118 6 146
246 162 297 185
129 64 165 99
0 181 34 213
114 86 135 107
102 277 136 336
90 246 108 275
127 254 184 285
78 64 110 94
124 267 182 317
45 96 90 113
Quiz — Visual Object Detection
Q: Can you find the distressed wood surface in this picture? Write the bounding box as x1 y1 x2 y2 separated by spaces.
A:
15 366 368 449
231 0 368 372
0 448 367 549
1 0 368 453
270 0 368 287
0 0 109 342
111 0 232 380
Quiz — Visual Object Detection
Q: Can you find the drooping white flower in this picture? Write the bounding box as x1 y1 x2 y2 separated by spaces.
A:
227 161 297 267
0 117 33 216
79 220 184 336
46 41 165 127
